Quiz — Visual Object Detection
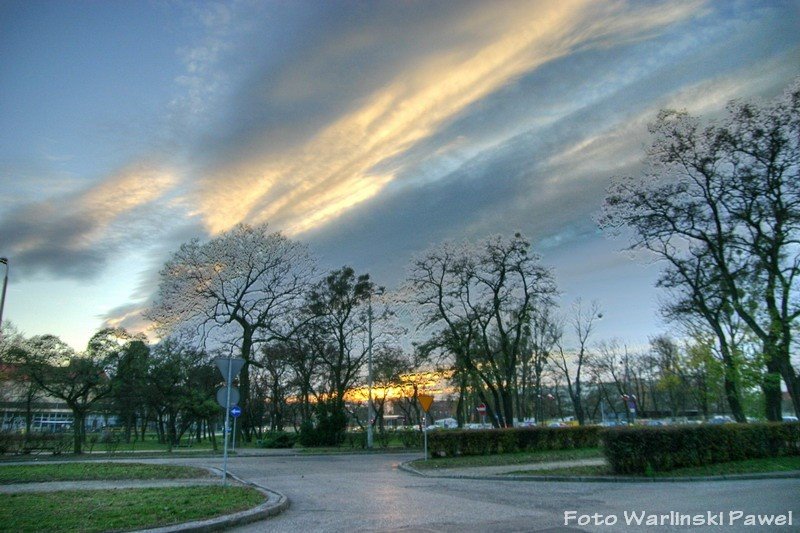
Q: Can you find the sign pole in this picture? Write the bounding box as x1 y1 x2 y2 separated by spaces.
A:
222 357 232 485
232 415 237 453
423 411 428 461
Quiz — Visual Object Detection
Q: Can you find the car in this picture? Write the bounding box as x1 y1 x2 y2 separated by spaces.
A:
708 415 733 424
783 415 798 422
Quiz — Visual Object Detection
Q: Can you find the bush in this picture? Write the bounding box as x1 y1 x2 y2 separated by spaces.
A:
603 422 800 475
20 432 71 455
258 431 297 449
102 431 120 454
0 432 21 454
376 429 391 448
298 400 348 447
397 429 422 448
345 430 367 449
428 426 602 458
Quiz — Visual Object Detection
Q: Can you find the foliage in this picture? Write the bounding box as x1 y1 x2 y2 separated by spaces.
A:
298 400 348 447
602 422 800 474
397 429 422 448
428 426 602 458
14 333 115 454
0 432 71 455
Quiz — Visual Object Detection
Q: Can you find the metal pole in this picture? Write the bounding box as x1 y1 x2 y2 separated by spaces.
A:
367 294 374 449
423 411 428 460
222 357 232 485
232 416 237 453
0 258 8 340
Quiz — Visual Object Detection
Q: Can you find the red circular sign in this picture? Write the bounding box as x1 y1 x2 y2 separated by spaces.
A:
476 403 487 414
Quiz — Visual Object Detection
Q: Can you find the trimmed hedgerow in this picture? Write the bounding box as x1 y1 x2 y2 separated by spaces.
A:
603 422 800 474
428 426 602 458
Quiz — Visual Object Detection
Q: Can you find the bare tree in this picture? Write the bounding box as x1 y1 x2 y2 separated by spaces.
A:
407 233 557 427
601 81 800 419
147 223 314 439
552 299 602 425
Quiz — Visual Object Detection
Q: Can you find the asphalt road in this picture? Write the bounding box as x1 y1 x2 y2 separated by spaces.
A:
170 453 800 532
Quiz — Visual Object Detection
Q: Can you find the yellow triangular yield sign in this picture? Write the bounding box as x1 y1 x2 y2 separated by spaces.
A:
418 394 434 413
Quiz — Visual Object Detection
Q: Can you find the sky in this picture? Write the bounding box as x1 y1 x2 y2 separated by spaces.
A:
0 0 798 351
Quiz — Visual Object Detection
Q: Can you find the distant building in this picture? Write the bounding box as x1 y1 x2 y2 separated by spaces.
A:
0 363 114 432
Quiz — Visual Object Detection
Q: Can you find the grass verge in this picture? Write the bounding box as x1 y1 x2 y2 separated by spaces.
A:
506 456 800 477
0 486 265 532
296 446 419 455
409 447 602 470
0 463 211 484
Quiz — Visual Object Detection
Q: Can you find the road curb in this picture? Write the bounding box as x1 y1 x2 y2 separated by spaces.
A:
136 469 290 532
398 460 800 483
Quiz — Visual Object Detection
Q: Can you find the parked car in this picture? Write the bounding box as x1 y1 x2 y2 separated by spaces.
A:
708 415 734 424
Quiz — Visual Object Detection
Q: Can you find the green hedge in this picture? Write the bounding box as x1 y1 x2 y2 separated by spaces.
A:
0 432 72 455
428 426 601 458
603 422 800 474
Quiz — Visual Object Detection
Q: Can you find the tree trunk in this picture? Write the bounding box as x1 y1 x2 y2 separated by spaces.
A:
72 410 85 454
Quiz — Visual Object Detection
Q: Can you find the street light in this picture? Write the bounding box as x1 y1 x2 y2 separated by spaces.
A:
366 286 385 450
0 258 8 339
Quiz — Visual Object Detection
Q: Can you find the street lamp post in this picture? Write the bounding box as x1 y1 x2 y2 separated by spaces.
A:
0 258 8 339
367 292 374 449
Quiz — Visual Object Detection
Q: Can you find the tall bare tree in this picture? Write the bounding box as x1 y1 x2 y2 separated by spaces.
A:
147 223 314 439
407 233 557 427
601 81 800 419
552 299 602 425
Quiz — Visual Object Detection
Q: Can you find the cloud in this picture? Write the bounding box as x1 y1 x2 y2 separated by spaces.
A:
190 0 704 237
0 164 177 279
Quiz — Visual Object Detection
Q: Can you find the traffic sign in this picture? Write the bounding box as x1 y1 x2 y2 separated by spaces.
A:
230 405 242 418
418 393 434 413
216 386 240 407
476 403 487 415
215 357 245 382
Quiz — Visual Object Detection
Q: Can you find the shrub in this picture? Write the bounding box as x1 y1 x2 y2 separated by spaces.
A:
102 431 120 454
20 432 71 455
298 400 348 447
376 429 391 448
603 422 800 475
397 429 422 448
0 432 23 454
428 426 602 458
345 431 367 449
258 431 297 448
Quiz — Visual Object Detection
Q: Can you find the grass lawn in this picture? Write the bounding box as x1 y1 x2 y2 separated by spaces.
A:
506 456 800 477
410 447 603 470
87 438 218 453
0 485 265 532
0 463 212 484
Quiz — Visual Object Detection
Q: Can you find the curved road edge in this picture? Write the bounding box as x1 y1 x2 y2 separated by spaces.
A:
398 460 800 484
137 468 290 533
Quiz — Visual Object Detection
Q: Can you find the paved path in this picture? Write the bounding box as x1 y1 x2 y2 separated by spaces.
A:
151 453 800 533
4 453 799 532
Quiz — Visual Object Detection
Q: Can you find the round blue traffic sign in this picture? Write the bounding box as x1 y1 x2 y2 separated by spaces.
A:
230 405 242 418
